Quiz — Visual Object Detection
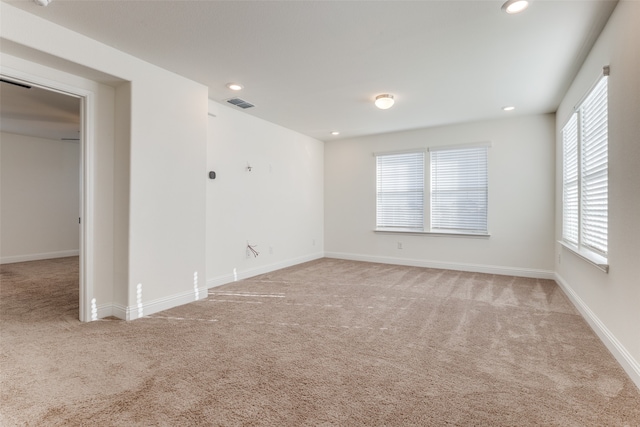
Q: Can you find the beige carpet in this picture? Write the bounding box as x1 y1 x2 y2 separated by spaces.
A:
1 257 639 426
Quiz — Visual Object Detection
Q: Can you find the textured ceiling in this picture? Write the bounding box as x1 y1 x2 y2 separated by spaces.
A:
1 0 618 141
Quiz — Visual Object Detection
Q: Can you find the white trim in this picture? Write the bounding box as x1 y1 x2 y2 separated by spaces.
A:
110 303 127 320
555 273 640 390
101 255 325 321
372 148 426 157
558 240 608 273
324 251 555 279
207 252 325 289
0 250 80 265
374 229 490 238
428 141 491 152
79 92 95 323
372 143 493 158
93 302 120 320
572 69 609 112
207 272 236 289
123 286 210 321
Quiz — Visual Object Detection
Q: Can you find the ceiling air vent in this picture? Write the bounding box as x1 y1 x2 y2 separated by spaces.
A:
227 97 255 109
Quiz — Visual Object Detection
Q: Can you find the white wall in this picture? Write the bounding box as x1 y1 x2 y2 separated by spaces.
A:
113 82 131 309
206 100 324 286
0 132 80 263
126 72 208 319
555 1 640 387
1 2 209 320
325 114 556 278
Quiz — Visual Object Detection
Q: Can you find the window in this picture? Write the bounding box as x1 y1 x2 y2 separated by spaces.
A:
430 145 488 234
376 151 425 230
562 73 608 264
375 144 489 235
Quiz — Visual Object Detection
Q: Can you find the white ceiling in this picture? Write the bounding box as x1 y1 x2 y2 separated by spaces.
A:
1 0 617 142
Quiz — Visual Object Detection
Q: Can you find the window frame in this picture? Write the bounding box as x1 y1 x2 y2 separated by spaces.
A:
374 143 490 237
561 70 609 272
375 149 426 232
429 144 489 235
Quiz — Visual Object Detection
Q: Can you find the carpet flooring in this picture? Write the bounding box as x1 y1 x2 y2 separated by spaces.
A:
1 257 639 426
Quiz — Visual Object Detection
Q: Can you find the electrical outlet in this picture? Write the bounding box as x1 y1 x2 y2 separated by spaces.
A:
269 246 274 255
397 242 403 249
312 239 316 246
558 253 561 264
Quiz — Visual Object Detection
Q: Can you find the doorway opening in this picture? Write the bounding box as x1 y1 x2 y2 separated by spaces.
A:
0 73 92 322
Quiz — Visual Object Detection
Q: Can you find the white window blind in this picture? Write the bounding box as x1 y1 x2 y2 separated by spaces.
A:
430 145 488 233
580 76 608 256
561 73 608 260
376 151 424 230
562 113 579 245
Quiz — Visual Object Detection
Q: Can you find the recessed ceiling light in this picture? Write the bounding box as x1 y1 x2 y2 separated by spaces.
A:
502 106 516 111
375 94 395 110
331 131 340 136
502 0 529 14
226 83 244 91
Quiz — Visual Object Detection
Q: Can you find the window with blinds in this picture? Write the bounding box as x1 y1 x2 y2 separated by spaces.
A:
562 74 608 260
376 151 425 230
430 145 488 234
562 114 579 245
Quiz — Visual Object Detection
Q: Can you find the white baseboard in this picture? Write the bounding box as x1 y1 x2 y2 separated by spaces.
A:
93 302 125 320
91 252 325 322
206 252 325 289
324 251 555 279
92 287 208 321
109 303 126 320
555 273 640 390
125 286 210 320
0 250 80 265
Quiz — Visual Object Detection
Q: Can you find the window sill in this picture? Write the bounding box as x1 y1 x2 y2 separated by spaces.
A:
375 228 490 238
559 240 609 273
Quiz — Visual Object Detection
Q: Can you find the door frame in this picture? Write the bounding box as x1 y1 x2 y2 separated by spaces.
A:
1 67 95 322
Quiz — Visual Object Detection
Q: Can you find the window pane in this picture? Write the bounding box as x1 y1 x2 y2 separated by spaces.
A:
562 113 579 245
431 146 488 233
581 77 608 255
376 152 424 229
561 74 608 261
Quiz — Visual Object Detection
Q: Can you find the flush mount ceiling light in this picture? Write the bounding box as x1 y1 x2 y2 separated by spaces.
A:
226 82 244 91
34 0 51 5
502 0 529 14
375 94 395 110
331 131 340 136
502 106 516 111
